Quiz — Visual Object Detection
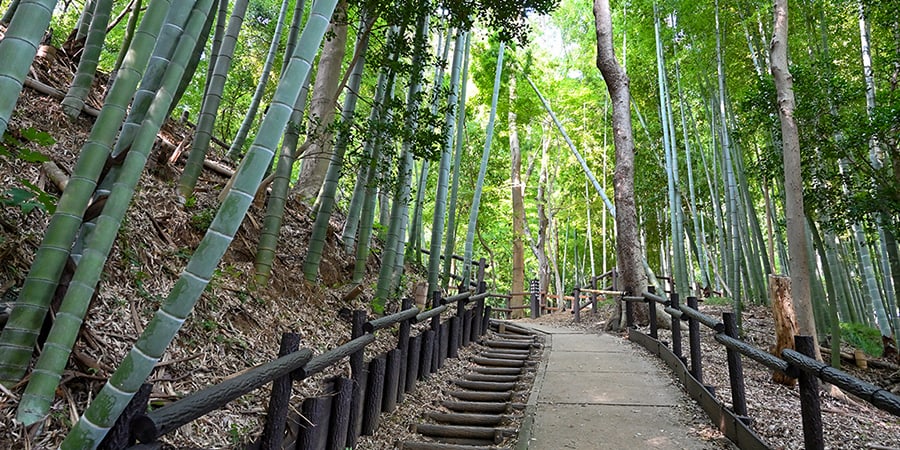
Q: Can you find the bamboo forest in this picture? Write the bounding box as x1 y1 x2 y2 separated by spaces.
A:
0 0 898 448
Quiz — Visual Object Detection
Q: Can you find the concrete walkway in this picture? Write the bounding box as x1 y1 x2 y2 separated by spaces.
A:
517 324 724 450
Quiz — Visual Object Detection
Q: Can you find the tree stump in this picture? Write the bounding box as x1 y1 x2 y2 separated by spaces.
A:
770 275 798 386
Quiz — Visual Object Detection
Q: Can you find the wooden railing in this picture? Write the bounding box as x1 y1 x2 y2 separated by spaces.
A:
96 264 492 449
624 288 900 450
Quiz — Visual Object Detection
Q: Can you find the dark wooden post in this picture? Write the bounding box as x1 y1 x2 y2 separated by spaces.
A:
687 296 703 383
590 276 598 314
99 383 152 449
795 335 824 450
462 308 472 347
530 278 540 319
670 293 683 360
431 291 442 371
346 310 367 449
396 298 412 404
298 396 331 449
361 355 386 435
382 349 401 413
448 316 460 358
326 377 352 450
723 312 748 420
405 334 421 393
259 332 301 449
420 329 435 379
438 322 448 369
456 295 467 349
475 280 487 337
647 286 658 340
573 286 581 323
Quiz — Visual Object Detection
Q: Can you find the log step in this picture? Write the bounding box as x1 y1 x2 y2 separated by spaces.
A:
400 442 511 450
454 380 517 391
447 390 511 402
441 400 509 413
426 412 506 426
463 373 520 382
415 424 504 443
472 357 524 368
493 332 534 340
473 367 522 375
480 351 530 360
483 339 535 350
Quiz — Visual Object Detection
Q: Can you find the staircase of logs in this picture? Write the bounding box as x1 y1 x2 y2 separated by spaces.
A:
401 321 542 450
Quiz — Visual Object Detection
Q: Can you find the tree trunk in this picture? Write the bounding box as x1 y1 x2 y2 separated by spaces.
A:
293 0 348 199
770 0 821 355
510 77 525 319
594 0 646 330
770 275 799 386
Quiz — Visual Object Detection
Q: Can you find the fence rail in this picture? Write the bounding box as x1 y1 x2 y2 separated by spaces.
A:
98 261 491 449
627 288 900 450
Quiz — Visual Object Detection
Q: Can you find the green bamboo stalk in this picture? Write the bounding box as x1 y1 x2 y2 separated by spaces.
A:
60 0 114 119
374 11 430 311
462 41 504 283
254 69 313 286
106 0 143 90
16 0 212 425
0 0 60 138
178 0 250 199
301 12 374 282
1 0 22 24
0 0 171 387
73 0 97 44
440 32 471 291
61 0 339 446
225 0 291 161
203 0 228 98
425 29 464 296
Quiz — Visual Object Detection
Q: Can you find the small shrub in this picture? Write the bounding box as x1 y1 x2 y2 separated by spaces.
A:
840 322 884 357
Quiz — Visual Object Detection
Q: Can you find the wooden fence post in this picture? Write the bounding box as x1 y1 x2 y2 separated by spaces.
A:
382 349 401 413
647 286 658 340
687 296 703 383
326 377 352 450
723 312 748 421
298 396 330 448
795 335 824 450
590 276 598 315
259 332 301 449
573 286 581 323
361 355 386 435
670 293 682 360
346 310 367 448
431 291 442 371
396 297 412 404
405 334 421 393
530 278 540 319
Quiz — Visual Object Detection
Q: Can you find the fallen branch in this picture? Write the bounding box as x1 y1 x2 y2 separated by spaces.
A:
24 77 101 117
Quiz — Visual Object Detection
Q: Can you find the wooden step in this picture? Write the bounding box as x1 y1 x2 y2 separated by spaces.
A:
454 380 517 392
441 400 509 413
473 367 522 375
463 373 520 383
472 356 524 368
415 424 504 443
447 390 511 402
483 339 535 350
426 412 506 426
480 351 530 360
400 442 511 450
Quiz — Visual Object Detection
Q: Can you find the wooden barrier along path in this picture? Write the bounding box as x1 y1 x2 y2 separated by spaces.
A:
400 321 543 449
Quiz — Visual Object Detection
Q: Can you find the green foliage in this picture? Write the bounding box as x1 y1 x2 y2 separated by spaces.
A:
190 208 215 231
445 0 560 45
840 322 884 357
0 128 57 214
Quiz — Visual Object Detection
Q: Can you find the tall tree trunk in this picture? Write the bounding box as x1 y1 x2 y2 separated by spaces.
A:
510 76 525 318
594 0 647 330
770 0 820 355
293 0 348 199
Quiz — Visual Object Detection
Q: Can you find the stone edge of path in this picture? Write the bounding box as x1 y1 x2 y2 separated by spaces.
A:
513 327 551 450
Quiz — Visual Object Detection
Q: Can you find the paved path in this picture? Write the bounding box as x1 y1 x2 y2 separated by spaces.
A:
517 324 725 450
